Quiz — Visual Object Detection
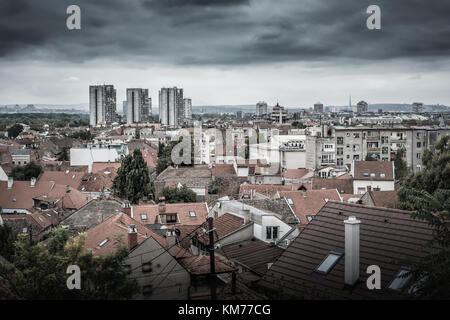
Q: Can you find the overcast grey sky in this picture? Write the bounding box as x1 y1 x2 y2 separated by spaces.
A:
1 0 450 107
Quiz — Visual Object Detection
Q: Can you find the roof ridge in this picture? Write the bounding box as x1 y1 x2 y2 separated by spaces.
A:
325 200 411 214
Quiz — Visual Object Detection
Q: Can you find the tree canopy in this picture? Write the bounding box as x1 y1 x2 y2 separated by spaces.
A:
394 147 409 182
160 184 197 204
10 162 42 181
398 135 450 298
112 149 151 204
7 124 23 139
0 227 138 299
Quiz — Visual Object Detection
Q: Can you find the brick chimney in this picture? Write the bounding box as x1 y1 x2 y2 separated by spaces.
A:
122 200 131 217
127 224 138 250
159 197 166 213
344 216 361 286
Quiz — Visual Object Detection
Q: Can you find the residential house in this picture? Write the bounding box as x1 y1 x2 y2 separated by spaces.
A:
351 160 395 194
360 190 399 209
279 189 342 228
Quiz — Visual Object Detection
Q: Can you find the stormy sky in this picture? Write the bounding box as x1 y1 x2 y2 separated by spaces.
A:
1 0 450 108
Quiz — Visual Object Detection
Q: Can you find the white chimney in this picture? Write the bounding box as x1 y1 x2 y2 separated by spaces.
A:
7 177 13 189
241 209 251 224
30 177 36 187
344 216 361 286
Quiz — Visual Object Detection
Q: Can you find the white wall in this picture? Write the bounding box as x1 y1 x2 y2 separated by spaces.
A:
283 151 306 169
353 180 395 194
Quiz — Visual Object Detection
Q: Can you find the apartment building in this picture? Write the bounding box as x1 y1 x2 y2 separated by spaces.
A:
334 125 450 173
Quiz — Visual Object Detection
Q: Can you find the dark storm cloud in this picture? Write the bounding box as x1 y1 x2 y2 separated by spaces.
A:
1 0 450 64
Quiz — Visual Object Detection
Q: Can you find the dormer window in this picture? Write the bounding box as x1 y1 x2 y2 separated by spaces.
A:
189 211 196 217
316 252 342 274
98 238 109 247
388 268 411 291
287 198 294 205
380 173 386 178
141 214 148 221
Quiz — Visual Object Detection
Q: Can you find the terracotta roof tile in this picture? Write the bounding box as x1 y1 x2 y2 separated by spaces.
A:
279 189 342 226
132 202 208 226
353 161 394 181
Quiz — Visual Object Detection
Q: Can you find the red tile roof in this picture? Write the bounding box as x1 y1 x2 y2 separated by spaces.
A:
282 169 311 180
132 202 208 226
91 162 121 173
279 189 342 226
353 161 394 181
39 171 84 190
311 178 354 194
239 184 294 199
0 180 91 211
212 164 236 176
82 212 165 256
365 190 399 208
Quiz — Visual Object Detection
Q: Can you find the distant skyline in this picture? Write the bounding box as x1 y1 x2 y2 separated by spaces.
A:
1 0 450 106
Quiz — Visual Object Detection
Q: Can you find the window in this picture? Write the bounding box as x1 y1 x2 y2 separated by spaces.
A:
364 173 369 177
142 285 153 296
142 262 152 273
22 227 28 233
417 153 421 159
337 147 343 155
98 238 109 247
417 142 421 148
353 133 360 138
266 226 279 240
337 137 344 145
287 198 294 205
388 268 411 291
272 226 278 239
337 158 343 166
316 252 342 274
381 136 389 144
380 173 386 178
162 214 177 223
370 173 375 178
324 198 329 202
353 144 360 151
382 147 389 154
307 216 314 222
140 214 147 221
189 211 196 217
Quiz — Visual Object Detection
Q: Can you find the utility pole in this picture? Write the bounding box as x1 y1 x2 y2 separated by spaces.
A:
208 217 216 300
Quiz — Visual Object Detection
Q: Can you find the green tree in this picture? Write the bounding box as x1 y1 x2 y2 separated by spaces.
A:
11 162 42 181
56 146 70 161
70 130 92 140
7 124 23 139
398 135 450 298
394 147 409 183
160 184 197 203
112 149 150 204
0 224 16 262
0 227 138 299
